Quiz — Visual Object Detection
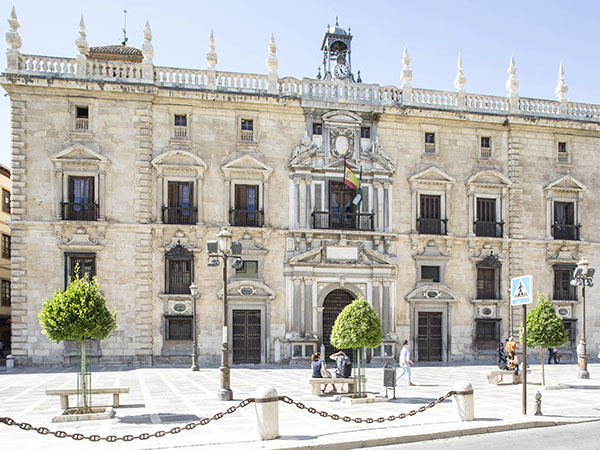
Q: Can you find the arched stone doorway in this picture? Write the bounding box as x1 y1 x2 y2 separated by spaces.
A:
322 289 354 360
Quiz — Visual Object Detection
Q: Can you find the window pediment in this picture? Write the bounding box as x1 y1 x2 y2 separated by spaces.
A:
152 150 207 176
544 175 586 193
51 143 109 168
322 110 362 127
408 166 455 186
405 283 459 303
222 154 273 181
466 170 511 189
219 279 275 300
287 245 396 267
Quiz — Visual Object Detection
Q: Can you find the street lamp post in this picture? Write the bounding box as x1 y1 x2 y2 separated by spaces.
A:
189 283 199 371
570 257 595 379
207 227 243 401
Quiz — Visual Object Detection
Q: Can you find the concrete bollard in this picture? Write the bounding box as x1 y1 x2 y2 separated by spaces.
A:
253 386 280 440
5 354 14 370
534 391 543 416
452 381 474 421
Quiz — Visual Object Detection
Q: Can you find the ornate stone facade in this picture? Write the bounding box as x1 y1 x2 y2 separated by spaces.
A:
2 12 599 365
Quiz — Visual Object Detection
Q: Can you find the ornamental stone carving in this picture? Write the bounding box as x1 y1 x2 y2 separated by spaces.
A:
329 127 354 158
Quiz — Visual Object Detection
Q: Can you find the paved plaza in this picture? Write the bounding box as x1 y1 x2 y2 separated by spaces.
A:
0 361 599 450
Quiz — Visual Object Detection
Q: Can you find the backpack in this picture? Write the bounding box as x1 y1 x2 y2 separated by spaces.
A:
341 357 353 378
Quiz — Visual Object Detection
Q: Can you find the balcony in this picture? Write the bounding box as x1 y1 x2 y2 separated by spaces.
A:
240 130 254 142
311 210 374 231
474 221 504 238
417 217 447 235
552 223 580 240
173 125 187 138
74 118 89 130
61 202 98 221
162 206 197 225
230 209 264 227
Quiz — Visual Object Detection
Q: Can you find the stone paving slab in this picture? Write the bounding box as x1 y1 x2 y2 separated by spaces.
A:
0 362 598 450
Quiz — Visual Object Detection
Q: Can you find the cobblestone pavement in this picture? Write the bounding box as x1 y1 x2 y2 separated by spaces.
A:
0 362 598 450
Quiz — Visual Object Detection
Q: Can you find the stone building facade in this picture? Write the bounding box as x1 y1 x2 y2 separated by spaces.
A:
0 163 11 358
2 10 599 366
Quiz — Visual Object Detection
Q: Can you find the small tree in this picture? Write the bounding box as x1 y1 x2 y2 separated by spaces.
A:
39 270 117 411
522 292 568 386
330 296 383 397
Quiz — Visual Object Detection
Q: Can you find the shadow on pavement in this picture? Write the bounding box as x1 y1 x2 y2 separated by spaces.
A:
118 413 200 424
570 385 600 390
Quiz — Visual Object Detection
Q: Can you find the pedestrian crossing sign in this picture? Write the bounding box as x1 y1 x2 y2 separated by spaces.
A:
511 275 532 305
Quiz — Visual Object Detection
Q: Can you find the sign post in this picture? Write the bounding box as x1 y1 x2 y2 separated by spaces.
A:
511 275 532 415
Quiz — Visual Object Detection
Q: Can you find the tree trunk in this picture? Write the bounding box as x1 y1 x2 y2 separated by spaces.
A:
80 340 89 410
540 346 545 387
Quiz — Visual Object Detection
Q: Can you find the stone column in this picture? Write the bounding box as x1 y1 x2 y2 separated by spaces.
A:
55 169 63 220
262 175 269 227
410 186 417 233
196 173 203 225
292 277 302 335
545 192 552 239
299 277 306 336
305 277 314 335
467 188 475 237
98 168 106 220
383 281 391 335
298 179 307 228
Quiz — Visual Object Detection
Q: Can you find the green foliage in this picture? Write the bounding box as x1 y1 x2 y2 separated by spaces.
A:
39 271 117 343
330 296 383 349
522 292 568 349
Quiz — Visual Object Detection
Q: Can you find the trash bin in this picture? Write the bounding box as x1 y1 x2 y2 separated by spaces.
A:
383 362 396 399
6 354 14 370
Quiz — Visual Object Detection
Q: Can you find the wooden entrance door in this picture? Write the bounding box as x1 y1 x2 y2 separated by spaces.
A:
232 309 261 364
417 312 442 362
322 289 354 360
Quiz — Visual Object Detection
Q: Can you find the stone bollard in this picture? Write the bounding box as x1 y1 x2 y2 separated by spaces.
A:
5 354 14 370
452 381 474 421
534 391 543 416
253 386 280 440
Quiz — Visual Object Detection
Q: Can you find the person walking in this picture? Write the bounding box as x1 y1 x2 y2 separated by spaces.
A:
397 340 415 386
548 347 558 364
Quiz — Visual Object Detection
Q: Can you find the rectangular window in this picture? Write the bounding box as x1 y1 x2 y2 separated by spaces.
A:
64 176 96 221
166 316 192 340
241 119 254 142
557 142 568 163
477 268 497 299
236 260 258 278
166 181 196 224
421 266 440 283
554 266 577 300
418 194 444 234
312 123 322 135
562 319 576 344
75 106 89 130
2 189 10 213
361 127 371 139
553 201 577 240
65 253 96 287
475 319 500 348
481 137 491 159
424 133 436 154
1 234 10 259
476 198 501 237
174 114 187 137
232 184 262 227
167 259 192 294
1 279 10 306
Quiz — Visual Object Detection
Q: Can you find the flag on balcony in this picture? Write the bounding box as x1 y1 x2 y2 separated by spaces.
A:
352 167 363 207
344 163 360 189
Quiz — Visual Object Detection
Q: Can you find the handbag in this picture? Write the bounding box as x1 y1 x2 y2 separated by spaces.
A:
320 362 332 378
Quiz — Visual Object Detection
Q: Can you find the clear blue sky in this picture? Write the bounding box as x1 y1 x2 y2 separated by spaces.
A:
1 0 599 168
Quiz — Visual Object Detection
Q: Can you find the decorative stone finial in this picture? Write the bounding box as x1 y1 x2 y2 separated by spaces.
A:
453 53 466 92
554 62 568 101
6 6 21 50
266 33 278 73
75 15 88 56
142 20 153 62
401 46 412 89
206 29 217 69
505 56 519 98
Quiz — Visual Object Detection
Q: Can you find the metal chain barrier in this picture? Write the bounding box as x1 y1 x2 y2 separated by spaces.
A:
279 391 456 423
0 390 457 442
0 398 255 442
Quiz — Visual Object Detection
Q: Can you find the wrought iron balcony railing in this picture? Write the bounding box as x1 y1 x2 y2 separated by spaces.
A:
552 223 580 241
417 217 447 235
311 210 374 231
230 209 264 227
474 221 504 238
61 202 98 221
162 206 197 225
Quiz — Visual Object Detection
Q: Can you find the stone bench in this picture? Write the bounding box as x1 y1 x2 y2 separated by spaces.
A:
46 387 130 409
487 368 530 385
309 378 366 395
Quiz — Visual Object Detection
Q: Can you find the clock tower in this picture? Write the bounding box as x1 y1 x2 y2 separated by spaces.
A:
321 18 354 82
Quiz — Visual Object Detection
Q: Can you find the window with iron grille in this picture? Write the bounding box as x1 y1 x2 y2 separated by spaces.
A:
480 136 491 159
557 142 568 163
165 244 194 294
424 133 436 154
64 176 96 221
174 114 188 137
562 319 576 344
1 234 10 259
312 123 322 135
475 198 501 237
75 106 89 130
477 267 498 299
553 265 577 300
418 194 444 234
65 252 96 287
166 316 192 340
2 189 9 213
475 319 500 345
421 265 440 283
361 127 370 139
1 279 10 306
241 119 254 142
553 201 577 240
165 181 196 224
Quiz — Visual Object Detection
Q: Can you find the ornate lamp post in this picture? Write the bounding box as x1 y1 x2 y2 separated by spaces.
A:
207 227 243 400
570 257 595 379
189 283 199 371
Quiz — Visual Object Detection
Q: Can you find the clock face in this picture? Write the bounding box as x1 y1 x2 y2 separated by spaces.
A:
334 63 349 79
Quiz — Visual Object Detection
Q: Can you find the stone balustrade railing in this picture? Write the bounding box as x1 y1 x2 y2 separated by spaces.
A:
7 54 600 122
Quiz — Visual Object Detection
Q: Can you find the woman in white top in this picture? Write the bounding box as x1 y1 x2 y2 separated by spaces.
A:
397 340 415 386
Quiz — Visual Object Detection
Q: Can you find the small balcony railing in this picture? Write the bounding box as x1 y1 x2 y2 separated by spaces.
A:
162 206 197 225
61 202 98 221
173 125 187 138
311 210 374 231
424 142 436 154
552 223 580 241
167 272 192 294
417 217 447 235
474 221 504 238
553 290 577 301
74 118 89 130
240 130 254 142
230 209 264 227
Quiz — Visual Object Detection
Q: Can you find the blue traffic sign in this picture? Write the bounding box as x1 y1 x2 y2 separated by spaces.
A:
511 275 532 305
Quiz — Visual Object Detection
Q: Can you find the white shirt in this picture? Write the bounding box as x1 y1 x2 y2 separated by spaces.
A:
399 346 410 367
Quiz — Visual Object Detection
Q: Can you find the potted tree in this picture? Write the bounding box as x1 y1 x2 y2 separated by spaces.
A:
521 292 568 386
330 296 383 398
39 267 117 413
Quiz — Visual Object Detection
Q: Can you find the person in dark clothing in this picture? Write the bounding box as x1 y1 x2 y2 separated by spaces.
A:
498 342 507 367
548 347 559 364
